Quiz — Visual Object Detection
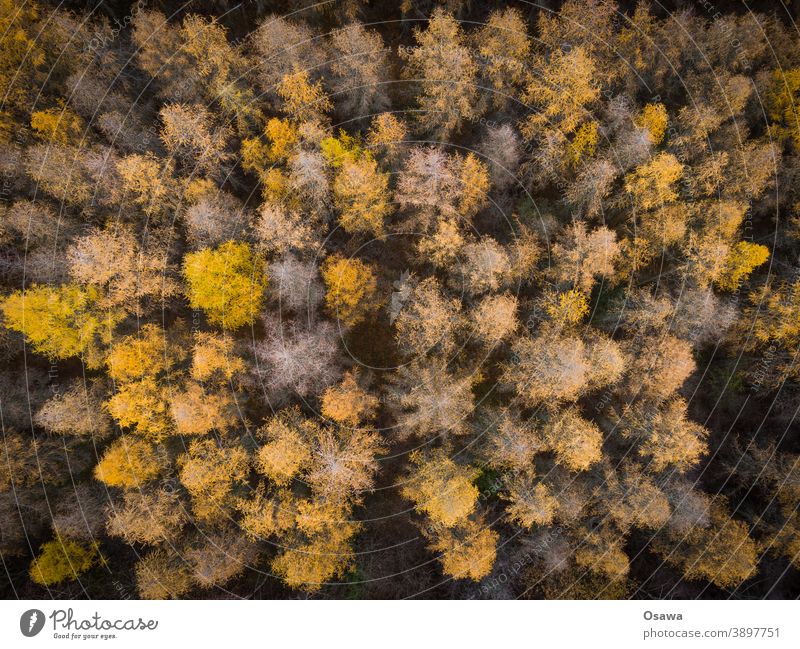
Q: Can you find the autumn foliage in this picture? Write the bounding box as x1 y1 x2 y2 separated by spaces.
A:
0 0 796 601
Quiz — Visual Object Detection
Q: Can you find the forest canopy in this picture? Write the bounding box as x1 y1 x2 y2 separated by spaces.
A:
0 0 799 600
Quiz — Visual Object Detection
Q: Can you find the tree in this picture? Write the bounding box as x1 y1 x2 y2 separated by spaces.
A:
34 379 112 438
287 149 331 213
0 1 46 116
636 102 668 145
520 46 599 139
457 154 491 218
480 408 544 471
185 528 258 588
100 367 160 434
425 517 498 581
715 241 770 291
178 438 249 524
623 153 684 211
329 22 390 117
639 398 709 472
254 202 321 256
744 279 800 349
386 362 475 439
104 325 179 439
544 408 603 472
1 284 115 367
473 8 530 110
135 549 194 599
183 241 268 330
501 329 581 397
114 153 176 217
179 14 261 134
190 332 245 383
49 483 107 542
478 124 523 190
24 144 95 206
255 408 313 486
564 121 599 169
400 9 479 137
67 226 179 314
108 324 181 380
170 383 236 436
456 236 512 295
394 276 462 357
321 255 379 327
29 538 97 587
268 254 325 314
276 70 332 122
550 222 621 292
30 105 83 145
132 9 202 103
622 334 696 403
254 316 341 403
403 450 480 527
396 148 490 230
250 15 328 96
653 499 758 588
320 371 378 426
605 469 671 531
1 431 83 490
766 68 800 149
417 218 467 268
504 471 559 527
305 423 384 502
106 488 188 545
540 288 590 327
94 437 163 489
367 113 409 164
573 530 630 581
332 155 391 237
395 147 459 229
270 497 360 591
184 192 248 249
159 103 231 174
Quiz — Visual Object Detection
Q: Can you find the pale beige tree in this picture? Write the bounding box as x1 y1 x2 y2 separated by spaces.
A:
400 9 479 137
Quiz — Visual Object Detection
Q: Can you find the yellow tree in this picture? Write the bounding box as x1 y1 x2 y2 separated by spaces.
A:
653 499 758 588
624 152 684 210
104 324 183 439
183 241 268 330
29 538 97 586
402 450 480 527
332 155 391 237
321 255 379 327
715 241 769 291
0 1 46 117
255 409 313 486
178 438 249 524
473 8 531 109
94 437 163 488
766 68 800 149
1 284 116 367
30 105 83 145
521 46 599 138
276 70 332 122
425 517 498 581
320 371 379 426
